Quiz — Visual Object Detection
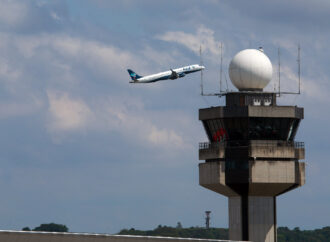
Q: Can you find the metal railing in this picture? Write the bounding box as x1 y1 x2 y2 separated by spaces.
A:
199 140 304 150
199 141 226 149
294 141 305 148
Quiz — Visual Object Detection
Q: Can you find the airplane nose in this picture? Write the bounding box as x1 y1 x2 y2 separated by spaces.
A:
201 66 205 69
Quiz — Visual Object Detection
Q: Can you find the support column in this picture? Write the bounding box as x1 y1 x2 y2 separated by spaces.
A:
228 197 242 241
248 196 276 242
229 196 276 242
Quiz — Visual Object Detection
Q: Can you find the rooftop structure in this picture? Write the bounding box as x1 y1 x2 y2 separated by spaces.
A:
229 49 272 91
0 230 248 242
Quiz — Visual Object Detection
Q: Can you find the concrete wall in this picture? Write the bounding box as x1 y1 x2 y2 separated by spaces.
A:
199 162 238 197
199 145 225 160
0 231 246 242
228 197 275 242
199 106 303 120
248 197 275 242
228 197 242 241
199 145 304 160
249 145 303 160
249 160 305 196
199 160 305 197
250 161 296 183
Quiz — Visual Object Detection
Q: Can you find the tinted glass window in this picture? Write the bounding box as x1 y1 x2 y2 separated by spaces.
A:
224 118 248 140
205 119 227 142
204 118 248 142
204 118 300 142
248 118 300 140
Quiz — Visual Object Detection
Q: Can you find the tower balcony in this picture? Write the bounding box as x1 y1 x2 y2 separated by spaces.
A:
199 140 305 160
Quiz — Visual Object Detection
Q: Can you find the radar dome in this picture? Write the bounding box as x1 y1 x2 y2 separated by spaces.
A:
229 49 272 91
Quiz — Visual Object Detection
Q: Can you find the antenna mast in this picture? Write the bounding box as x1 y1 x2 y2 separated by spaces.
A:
298 44 301 94
220 43 223 92
200 45 204 96
278 48 281 96
205 211 211 229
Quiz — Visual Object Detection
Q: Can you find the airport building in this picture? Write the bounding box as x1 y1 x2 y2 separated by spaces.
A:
0 230 246 242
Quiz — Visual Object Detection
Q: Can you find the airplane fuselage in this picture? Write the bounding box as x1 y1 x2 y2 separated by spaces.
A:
128 64 205 83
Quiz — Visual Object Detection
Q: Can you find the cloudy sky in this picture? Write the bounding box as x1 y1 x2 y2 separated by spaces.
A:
0 0 329 234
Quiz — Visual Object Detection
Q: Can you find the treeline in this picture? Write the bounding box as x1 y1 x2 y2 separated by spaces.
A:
277 227 330 242
22 223 69 232
118 224 227 239
118 224 330 242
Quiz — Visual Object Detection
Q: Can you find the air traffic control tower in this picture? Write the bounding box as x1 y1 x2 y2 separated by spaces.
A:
198 49 305 242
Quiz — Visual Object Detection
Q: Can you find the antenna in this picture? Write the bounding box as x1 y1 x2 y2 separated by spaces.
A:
205 211 211 229
297 44 301 94
220 43 223 92
225 75 229 91
278 47 281 96
200 45 204 96
199 44 301 98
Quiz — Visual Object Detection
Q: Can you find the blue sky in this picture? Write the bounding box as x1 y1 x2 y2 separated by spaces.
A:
0 0 329 234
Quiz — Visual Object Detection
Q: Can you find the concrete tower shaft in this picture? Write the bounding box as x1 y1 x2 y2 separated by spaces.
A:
198 92 305 242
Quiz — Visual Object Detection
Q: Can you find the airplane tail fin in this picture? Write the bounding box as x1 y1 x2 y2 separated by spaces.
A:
127 69 142 81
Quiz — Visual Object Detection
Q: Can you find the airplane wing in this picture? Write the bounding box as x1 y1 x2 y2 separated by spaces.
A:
170 69 179 80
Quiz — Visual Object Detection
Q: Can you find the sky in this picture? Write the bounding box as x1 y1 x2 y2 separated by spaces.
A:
0 0 329 234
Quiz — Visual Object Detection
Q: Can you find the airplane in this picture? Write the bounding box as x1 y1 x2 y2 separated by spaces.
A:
127 64 205 83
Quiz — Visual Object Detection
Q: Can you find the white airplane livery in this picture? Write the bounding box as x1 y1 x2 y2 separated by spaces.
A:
127 64 205 83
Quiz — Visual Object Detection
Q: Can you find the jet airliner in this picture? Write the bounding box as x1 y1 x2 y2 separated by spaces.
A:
127 64 205 83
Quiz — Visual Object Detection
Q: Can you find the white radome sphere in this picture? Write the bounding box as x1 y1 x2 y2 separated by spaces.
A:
229 49 272 91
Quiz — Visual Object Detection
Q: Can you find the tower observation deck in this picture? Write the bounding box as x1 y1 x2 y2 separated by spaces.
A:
198 49 305 242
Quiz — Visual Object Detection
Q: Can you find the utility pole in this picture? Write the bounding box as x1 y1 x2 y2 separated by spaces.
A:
205 211 211 229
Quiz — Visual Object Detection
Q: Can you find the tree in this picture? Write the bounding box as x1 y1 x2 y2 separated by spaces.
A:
22 227 31 231
33 223 69 232
118 225 330 241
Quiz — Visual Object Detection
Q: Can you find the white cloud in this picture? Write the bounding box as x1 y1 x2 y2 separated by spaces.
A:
148 126 183 147
47 90 92 132
0 0 28 26
102 97 187 150
52 36 135 74
156 26 222 60
272 39 299 55
9 33 174 83
50 12 61 22
141 46 179 68
45 91 190 150
279 66 329 102
14 34 142 82
0 56 21 84
0 30 196 149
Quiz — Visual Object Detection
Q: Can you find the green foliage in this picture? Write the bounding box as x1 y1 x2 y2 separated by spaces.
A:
119 225 330 241
22 223 69 232
118 225 228 240
33 223 68 232
277 226 330 242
